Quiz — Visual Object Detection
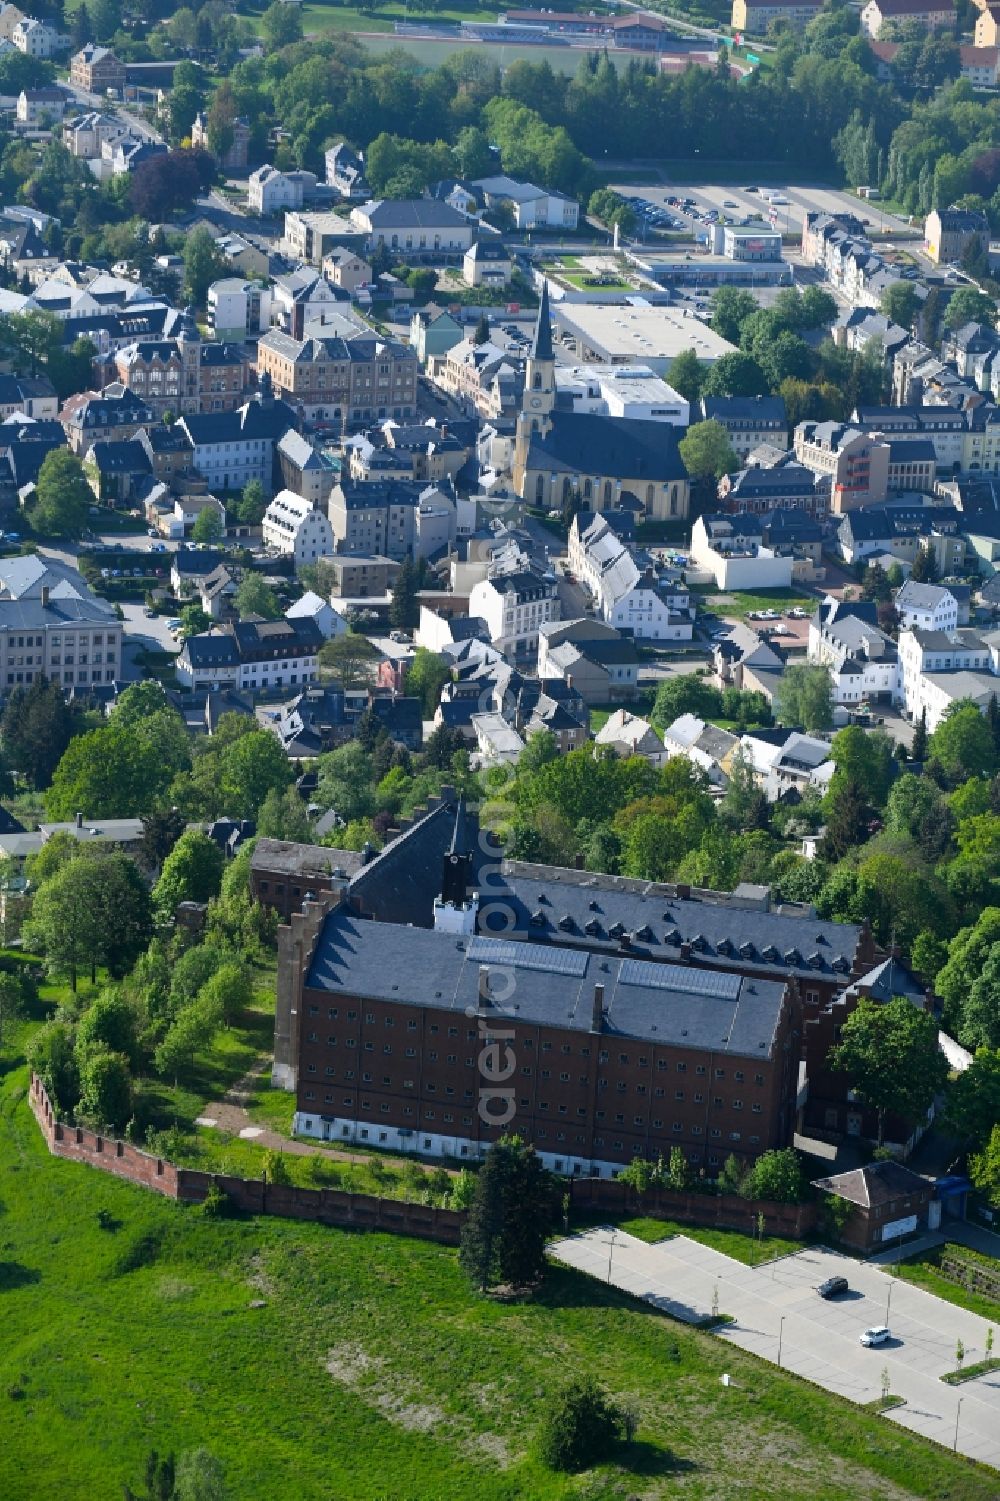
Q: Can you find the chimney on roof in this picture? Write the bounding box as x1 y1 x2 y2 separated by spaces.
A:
478 965 491 1007
76 811 83 828
41 585 49 606
591 982 604 1033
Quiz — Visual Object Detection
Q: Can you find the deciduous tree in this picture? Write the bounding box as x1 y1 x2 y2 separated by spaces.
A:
235 573 281 621
30 449 90 538
774 663 833 733
830 995 948 1145
678 419 740 481
152 830 224 917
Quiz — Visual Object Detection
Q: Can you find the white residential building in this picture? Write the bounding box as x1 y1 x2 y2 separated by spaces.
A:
13 17 60 56
739 728 833 800
594 709 667 767
63 110 126 158
568 512 693 641
15 85 67 129
469 564 560 657
808 598 900 705
660 713 737 786
261 489 335 568
898 625 999 727
470 711 525 765
894 580 960 633
175 617 322 692
472 175 579 231
285 590 347 640
248 165 316 217
689 514 794 591
207 278 272 342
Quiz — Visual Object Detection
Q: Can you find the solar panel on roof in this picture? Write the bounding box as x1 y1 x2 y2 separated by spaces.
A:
467 935 589 978
618 958 741 1001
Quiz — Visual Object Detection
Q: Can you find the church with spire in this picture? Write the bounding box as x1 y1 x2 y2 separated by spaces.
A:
512 278 691 523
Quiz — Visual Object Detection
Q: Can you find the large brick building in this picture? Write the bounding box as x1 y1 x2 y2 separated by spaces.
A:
255 331 417 424
114 320 249 418
276 800 885 1176
287 902 801 1177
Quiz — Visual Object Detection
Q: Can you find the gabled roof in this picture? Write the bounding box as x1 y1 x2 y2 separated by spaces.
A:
896 580 954 611
525 411 687 483
360 199 473 229
812 1160 930 1209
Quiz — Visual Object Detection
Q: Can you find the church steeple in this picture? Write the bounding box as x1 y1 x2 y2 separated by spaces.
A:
521 277 555 437
531 276 554 363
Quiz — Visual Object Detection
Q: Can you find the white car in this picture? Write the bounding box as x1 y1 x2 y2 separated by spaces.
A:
860 1326 891 1347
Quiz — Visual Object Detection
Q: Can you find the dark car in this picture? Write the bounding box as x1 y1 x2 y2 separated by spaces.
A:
817 1275 849 1299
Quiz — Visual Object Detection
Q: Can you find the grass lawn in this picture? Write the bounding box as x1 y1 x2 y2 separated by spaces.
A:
245 1 507 34
713 589 814 620
608 1213 802 1266
559 272 632 291
895 1244 1000 1325
1 1056 997 1501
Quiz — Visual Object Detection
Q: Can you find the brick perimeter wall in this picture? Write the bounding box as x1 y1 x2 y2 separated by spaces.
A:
570 1175 818 1239
28 1073 464 1246
28 1074 815 1246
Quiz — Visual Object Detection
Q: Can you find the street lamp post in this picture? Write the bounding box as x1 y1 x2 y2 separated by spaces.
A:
954 1396 963 1452
885 1277 894 1327
777 1314 785 1369
607 1227 617 1285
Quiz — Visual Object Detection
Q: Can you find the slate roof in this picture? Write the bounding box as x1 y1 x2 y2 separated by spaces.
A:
230 617 323 659
183 633 239 669
487 861 865 984
305 906 789 1058
178 396 296 446
0 805 25 835
368 693 423 744
361 199 473 230
173 548 225 576
701 395 786 425
525 411 687 482
86 440 152 475
532 277 553 364
349 795 493 928
727 463 818 500
886 438 936 463
896 581 954 612
811 1160 931 1209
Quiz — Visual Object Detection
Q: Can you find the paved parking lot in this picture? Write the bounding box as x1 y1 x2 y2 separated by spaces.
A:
550 1229 1000 1469
611 179 918 248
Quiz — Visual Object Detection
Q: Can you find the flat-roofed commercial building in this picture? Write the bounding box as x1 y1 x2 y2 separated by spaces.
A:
553 303 737 376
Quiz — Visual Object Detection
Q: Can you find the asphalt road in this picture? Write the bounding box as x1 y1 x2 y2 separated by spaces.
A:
64 83 162 144
38 538 181 681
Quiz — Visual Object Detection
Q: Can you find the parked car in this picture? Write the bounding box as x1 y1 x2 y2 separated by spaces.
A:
817 1276 849 1299
860 1326 891 1347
